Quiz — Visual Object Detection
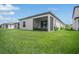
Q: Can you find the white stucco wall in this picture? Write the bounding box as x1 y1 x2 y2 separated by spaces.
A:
8 24 15 29
50 15 65 30
20 18 33 30
19 13 64 31
72 18 79 30
20 14 49 30
73 7 79 18
1 24 4 28
1 24 15 29
72 7 79 30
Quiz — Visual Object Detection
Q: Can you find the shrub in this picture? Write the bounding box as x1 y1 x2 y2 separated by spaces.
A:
65 24 72 31
54 26 59 31
60 27 64 30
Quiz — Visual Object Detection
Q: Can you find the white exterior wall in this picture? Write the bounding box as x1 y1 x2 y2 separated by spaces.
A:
8 24 15 29
72 18 79 30
60 23 64 27
73 7 79 18
1 24 4 28
20 14 49 31
50 15 64 30
72 7 79 30
55 20 62 30
20 18 33 30
3 24 6 28
1 24 15 29
19 13 64 31
72 19 76 30
56 20 60 27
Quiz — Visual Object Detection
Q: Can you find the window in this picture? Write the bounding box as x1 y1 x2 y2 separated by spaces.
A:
23 21 26 27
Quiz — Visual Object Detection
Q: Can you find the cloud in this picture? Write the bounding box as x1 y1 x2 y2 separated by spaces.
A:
48 8 58 11
0 11 15 15
0 15 18 23
0 5 19 24
0 4 20 15
0 4 20 11
0 16 3 19
0 15 11 20
0 15 15 20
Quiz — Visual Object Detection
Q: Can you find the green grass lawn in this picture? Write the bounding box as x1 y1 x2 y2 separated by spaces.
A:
0 29 79 54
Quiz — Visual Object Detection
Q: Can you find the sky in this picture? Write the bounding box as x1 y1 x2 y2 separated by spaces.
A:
0 4 79 24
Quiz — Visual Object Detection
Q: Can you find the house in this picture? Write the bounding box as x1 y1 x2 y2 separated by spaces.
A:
72 6 79 30
1 23 15 29
0 24 1 28
1 22 19 29
14 22 20 29
19 12 65 31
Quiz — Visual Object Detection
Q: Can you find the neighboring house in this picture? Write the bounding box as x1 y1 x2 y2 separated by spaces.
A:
1 22 19 29
72 6 79 30
1 23 15 29
14 22 20 29
0 24 1 28
19 12 65 31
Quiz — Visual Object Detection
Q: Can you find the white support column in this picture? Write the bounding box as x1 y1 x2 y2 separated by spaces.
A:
53 18 55 31
48 14 51 32
50 15 55 31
